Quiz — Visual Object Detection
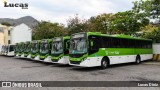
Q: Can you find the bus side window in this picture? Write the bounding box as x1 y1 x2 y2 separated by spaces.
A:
111 38 121 48
89 36 99 50
149 41 152 48
110 38 114 48
101 36 110 48
9 45 14 52
88 35 101 55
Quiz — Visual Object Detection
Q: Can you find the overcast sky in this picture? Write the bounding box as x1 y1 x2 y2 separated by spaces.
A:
0 0 137 24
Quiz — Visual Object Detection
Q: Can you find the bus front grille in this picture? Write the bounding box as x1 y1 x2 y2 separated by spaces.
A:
51 59 58 62
70 61 81 64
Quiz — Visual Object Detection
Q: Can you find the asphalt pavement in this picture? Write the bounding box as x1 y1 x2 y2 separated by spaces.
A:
0 55 160 90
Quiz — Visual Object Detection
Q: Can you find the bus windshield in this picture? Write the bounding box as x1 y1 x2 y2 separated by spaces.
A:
51 41 63 54
32 43 38 53
15 45 19 52
40 42 48 54
70 38 87 54
19 44 24 52
24 43 31 52
9 45 14 52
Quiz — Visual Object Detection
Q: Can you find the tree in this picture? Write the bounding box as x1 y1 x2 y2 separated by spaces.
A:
66 14 88 35
110 10 149 35
32 21 65 40
1 22 11 26
132 0 160 20
86 13 115 34
142 25 160 43
132 0 160 41
86 11 149 35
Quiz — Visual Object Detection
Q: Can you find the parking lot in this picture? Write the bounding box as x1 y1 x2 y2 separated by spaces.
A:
0 56 160 90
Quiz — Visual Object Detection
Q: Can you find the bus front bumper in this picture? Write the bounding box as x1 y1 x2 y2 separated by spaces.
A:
14 54 21 58
20 54 25 58
52 56 69 64
6 51 14 56
27 54 31 59
43 56 52 63
69 57 102 67
33 55 40 61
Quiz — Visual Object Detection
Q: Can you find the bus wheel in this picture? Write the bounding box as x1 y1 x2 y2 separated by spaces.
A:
135 56 141 64
101 58 108 69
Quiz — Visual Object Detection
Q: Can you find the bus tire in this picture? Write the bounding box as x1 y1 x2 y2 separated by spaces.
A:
135 55 141 64
101 58 109 69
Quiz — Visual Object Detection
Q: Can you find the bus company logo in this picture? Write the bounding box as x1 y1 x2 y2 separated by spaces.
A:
3 0 28 9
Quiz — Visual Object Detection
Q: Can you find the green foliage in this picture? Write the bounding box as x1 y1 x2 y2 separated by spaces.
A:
132 0 160 20
66 14 88 35
86 13 115 34
142 26 160 43
109 10 149 35
132 0 160 42
32 21 65 40
1 22 11 26
86 11 149 35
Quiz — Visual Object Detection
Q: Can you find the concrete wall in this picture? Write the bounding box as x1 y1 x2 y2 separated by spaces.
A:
153 43 160 61
0 33 4 45
153 43 160 54
10 23 32 44
0 24 8 45
0 45 1 52
4 26 9 45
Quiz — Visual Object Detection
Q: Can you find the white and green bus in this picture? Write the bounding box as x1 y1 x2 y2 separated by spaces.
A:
51 36 70 64
6 44 15 56
69 32 153 69
23 41 32 59
39 39 52 62
14 43 20 57
18 42 25 57
4 45 8 55
31 40 41 60
1 45 8 55
1 45 5 55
